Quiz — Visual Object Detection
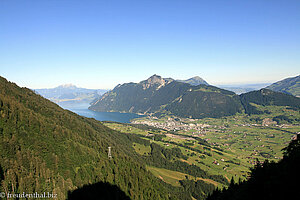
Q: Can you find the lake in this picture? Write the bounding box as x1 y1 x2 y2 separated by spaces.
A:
58 103 144 123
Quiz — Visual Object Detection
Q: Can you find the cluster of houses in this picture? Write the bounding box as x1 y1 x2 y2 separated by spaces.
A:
132 117 211 132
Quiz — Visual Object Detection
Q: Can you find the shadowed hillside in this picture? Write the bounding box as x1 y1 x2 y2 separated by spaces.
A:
67 181 131 200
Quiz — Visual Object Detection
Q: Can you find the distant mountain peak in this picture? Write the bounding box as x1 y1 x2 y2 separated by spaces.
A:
57 83 77 89
146 74 164 84
191 76 202 80
139 74 169 90
177 76 209 86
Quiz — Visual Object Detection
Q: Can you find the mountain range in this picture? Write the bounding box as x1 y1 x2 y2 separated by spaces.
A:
175 75 300 97
35 75 300 111
35 84 108 107
89 75 300 119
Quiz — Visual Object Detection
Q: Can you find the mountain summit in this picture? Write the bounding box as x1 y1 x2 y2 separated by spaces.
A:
143 74 164 85
139 74 172 89
57 83 77 89
177 76 209 86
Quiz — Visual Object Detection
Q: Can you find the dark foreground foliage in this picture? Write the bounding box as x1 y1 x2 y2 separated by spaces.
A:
207 134 300 200
68 181 131 200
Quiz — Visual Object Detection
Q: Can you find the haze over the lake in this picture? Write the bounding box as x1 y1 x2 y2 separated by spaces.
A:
1 0 299 89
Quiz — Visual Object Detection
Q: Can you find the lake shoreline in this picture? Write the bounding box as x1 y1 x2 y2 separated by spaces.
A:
58 102 144 123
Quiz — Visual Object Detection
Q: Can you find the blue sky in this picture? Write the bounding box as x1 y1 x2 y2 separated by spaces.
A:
0 0 299 89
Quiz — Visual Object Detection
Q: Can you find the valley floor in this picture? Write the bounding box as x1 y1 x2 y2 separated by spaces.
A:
104 106 300 187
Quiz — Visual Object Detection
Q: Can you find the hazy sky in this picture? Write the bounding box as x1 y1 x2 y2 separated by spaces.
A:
1 0 299 89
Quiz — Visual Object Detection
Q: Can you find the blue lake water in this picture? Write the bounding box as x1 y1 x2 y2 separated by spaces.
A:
58 103 144 123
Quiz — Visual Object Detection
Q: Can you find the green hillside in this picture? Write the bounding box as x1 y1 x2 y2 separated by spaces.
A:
266 75 300 97
240 89 300 115
0 76 173 199
166 86 242 118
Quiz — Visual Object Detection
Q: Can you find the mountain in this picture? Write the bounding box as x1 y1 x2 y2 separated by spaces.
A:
89 75 244 119
240 88 300 115
177 76 209 86
265 75 300 97
35 84 108 106
0 76 173 199
208 135 300 200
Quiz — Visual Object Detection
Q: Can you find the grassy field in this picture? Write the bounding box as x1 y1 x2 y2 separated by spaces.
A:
132 143 151 155
146 166 221 188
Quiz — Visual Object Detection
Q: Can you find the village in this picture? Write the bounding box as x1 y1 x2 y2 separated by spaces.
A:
132 116 213 132
132 116 296 134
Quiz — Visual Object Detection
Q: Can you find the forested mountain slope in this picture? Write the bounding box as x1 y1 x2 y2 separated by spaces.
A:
240 88 300 115
0 76 172 199
266 75 300 97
